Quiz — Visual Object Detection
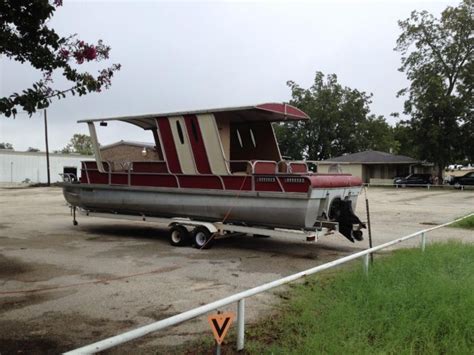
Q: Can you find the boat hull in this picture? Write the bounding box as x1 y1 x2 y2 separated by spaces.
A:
62 183 361 229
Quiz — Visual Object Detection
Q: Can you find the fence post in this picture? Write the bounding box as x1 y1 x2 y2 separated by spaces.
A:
420 232 426 252
237 299 245 351
363 254 369 276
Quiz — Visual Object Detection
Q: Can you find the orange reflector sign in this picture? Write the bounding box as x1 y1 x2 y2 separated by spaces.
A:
207 312 235 344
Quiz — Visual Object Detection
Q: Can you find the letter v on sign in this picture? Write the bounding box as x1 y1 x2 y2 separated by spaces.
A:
207 312 235 345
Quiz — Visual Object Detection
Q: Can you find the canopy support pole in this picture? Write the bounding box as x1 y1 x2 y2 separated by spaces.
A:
87 122 105 173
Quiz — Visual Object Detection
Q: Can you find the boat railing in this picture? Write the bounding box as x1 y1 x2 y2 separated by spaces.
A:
80 160 337 193
59 173 78 183
225 160 253 175
304 160 319 172
84 159 315 178
82 160 228 190
278 160 309 174
227 160 286 175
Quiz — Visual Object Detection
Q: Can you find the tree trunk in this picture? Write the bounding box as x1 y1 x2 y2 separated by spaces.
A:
437 164 444 184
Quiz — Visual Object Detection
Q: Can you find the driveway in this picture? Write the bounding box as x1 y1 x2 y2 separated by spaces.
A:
0 186 472 353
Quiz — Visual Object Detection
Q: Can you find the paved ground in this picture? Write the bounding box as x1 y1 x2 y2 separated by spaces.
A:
0 186 472 353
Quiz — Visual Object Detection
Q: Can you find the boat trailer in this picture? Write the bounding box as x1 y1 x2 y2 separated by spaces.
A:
70 207 355 249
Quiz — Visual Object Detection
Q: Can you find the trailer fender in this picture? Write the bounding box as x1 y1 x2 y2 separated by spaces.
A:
168 219 218 234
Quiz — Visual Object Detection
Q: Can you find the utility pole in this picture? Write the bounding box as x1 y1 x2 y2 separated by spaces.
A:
44 109 51 186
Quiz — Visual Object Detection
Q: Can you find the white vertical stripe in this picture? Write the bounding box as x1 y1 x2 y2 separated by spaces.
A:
168 116 197 174
197 114 230 175
87 122 105 172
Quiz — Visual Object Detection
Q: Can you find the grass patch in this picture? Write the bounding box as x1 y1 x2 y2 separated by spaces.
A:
449 214 474 230
204 242 474 354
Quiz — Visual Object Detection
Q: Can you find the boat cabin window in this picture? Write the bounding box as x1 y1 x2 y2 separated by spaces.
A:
176 121 185 144
229 121 281 173
95 120 164 172
249 128 256 148
236 129 243 148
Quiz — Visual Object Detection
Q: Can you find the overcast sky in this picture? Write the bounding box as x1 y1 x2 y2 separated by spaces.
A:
0 0 457 151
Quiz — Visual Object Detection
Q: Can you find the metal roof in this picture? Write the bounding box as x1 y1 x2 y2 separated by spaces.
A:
100 140 156 150
319 150 420 164
78 103 309 130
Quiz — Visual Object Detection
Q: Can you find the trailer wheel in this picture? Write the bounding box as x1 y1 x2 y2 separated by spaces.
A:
192 226 214 249
169 225 190 247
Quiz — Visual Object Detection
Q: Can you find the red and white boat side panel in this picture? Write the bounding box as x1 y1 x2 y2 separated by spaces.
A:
196 114 229 175
156 114 229 176
183 114 212 174
168 116 197 174
155 118 182 174
80 160 362 194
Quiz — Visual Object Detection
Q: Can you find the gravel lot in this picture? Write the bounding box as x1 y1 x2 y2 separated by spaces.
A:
0 186 472 353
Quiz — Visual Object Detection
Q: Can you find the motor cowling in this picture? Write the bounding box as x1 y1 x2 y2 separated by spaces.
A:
329 199 366 243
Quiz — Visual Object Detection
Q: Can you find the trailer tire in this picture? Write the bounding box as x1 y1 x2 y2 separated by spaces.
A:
192 226 214 249
169 225 190 247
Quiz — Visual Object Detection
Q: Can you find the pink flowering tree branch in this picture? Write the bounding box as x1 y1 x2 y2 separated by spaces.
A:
0 0 121 117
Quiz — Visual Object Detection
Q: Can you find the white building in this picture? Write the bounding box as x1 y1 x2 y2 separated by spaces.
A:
0 150 92 183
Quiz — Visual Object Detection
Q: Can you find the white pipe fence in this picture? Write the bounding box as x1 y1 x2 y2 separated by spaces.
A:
363 182 473 190
65 212 474 354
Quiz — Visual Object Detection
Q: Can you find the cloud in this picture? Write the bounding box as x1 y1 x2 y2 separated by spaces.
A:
0 0 454 150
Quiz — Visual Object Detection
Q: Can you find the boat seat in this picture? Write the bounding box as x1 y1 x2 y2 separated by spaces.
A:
229 161 252 175
253 161 278 174
289 162 308 174
109 161 131 172
132 161 169 173
82 160 111 172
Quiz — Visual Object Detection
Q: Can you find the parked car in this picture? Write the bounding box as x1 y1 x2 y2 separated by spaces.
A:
393 174 433 187
447 164 463 171
449 172 474 187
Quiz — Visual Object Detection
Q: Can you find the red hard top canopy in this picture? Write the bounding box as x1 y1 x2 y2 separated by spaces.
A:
78 103 309 130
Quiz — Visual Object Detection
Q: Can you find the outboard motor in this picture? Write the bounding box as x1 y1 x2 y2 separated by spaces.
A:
329 199 366 243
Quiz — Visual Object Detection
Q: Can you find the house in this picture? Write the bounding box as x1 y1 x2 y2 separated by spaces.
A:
100 140 160 170
317 150 433 184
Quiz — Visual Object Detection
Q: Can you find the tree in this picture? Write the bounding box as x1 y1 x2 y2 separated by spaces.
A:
0 142 14 150
360 115 399 153
460 115 474 163
62 134 93 155
27 147 40 152
0 0 121 117
393 120 418 158
275 72 397 160
395 0 473 178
